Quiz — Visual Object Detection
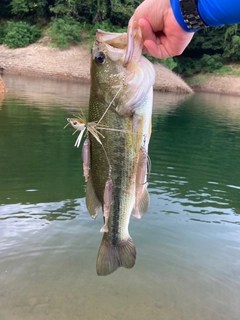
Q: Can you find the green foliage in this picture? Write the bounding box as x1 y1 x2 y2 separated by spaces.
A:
213 65 232 75
185 25 240 62
185 27 227 55
49 0 78 18
11 0 48 18
223 32 240 61
81 20 126 43
184 75 207 87
144 54 177 71
3 21 41 48
143 54 159 63
92 0 108 23
0 23 8 44
222 25 240 61
0 0 239 73
91 19 125 33
0 0 12 18
48 16 81 49
174 54 223 76
110 0 133 26
202 54 223 72
10 0 29 16
161 58 178 70
174 57 201 76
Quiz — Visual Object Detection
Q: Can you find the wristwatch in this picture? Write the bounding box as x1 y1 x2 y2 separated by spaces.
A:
179 0 208 30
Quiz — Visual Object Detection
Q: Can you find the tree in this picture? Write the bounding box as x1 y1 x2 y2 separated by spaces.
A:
10 0 49 18
49 0 78 18
223 25 240 61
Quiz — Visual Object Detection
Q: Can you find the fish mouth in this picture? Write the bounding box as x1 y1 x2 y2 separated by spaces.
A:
96 29 128 49
96 20 143 68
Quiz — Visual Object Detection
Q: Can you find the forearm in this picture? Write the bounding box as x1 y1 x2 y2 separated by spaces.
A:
171 0 240 32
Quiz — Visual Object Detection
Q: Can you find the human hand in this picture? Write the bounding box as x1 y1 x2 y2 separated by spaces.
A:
132 0 194 59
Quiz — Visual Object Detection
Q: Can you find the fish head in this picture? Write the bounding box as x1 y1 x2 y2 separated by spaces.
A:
91 27 155 116
91 32 127 90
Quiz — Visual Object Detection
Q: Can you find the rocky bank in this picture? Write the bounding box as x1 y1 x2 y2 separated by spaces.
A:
0 43 192 94
0 42 240 96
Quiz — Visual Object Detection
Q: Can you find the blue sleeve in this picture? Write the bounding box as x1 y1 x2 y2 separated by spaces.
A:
198 0 240 26
170 0 240 33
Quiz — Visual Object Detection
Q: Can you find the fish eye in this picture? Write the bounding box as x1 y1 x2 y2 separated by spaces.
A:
73 121 77 125
95 52 105 65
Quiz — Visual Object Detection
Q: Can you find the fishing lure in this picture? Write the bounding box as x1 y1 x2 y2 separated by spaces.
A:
100 178 113 233
82 138 90 182
132 145 151 219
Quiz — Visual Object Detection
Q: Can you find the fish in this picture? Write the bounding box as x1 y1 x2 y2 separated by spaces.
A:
68 21 155 276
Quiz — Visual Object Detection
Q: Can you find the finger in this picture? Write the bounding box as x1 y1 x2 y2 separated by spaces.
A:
138 18 172 59
138 18 156 43
143 40 172 59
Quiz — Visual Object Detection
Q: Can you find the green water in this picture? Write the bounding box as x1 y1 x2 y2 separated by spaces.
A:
0 75 240 320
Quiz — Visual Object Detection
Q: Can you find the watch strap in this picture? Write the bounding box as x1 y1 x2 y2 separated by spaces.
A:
179 0 208 31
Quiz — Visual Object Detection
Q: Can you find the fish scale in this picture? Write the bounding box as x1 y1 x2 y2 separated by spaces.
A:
89 104 137 274
68 26 155 275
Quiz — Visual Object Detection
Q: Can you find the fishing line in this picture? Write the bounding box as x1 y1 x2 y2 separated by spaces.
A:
96 65 127 126
96 83 124 126
100 142 112 179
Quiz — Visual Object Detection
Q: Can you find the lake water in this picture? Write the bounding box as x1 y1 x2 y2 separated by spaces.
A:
0 74 240 320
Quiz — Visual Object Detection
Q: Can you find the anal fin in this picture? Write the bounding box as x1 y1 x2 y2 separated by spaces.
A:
100 216 109 233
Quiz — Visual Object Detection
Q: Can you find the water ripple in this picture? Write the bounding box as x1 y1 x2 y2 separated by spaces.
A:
0 198 87 222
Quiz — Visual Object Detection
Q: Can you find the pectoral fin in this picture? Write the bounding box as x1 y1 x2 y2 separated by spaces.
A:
86 173 101 219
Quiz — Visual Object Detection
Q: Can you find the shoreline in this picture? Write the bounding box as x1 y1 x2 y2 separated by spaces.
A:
0 43 239 96
186 74 240 96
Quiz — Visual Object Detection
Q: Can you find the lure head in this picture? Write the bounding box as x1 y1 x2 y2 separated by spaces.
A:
67 118 85 131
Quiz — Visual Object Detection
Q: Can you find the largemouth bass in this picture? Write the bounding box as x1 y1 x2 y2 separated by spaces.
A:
68 23 155 276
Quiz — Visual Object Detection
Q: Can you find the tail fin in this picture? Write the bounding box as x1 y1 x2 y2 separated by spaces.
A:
96 237 136 276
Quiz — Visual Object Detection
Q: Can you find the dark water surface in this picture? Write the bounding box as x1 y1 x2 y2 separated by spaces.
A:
0 75 240 320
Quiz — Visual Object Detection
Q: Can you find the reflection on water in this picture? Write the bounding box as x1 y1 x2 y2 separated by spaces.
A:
0 75 240 320
0 198 85 222
150 93 240 223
